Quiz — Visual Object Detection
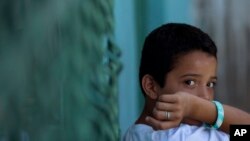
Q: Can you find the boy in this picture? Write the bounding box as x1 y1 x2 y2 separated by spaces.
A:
123 23 250 141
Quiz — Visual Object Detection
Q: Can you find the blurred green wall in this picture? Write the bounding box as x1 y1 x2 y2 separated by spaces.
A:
0 0 120 140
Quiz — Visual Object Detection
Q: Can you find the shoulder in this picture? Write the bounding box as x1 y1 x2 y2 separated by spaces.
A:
179 124 229 141
122 124 229 141
122 124 153 141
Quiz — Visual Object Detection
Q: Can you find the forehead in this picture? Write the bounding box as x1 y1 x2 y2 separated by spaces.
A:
172 51 217 73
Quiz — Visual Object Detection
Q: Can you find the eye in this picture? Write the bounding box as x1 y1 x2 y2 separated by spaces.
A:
207 82 216 88
184 80 196 87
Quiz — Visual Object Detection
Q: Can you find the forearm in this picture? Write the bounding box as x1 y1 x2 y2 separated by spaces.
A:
189 96 217 127
190 95 250 133
221 105 250 133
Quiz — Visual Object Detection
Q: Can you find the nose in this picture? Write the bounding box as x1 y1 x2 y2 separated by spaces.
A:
197 86 211 100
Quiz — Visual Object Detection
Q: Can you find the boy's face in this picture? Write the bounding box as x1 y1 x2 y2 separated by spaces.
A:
158 50 217 100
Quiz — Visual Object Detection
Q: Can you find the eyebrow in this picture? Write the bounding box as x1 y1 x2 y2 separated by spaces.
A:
180 73 217 80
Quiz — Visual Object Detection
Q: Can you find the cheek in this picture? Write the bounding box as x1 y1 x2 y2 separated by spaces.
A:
161 76 190 94
176 86 200 96
159 83 176 94
161 82 215 100
161 81 187 94
208 89 215 100
186 88 215 100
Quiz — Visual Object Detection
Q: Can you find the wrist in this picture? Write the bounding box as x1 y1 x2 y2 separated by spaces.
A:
186 94 198 119
206 101 224 129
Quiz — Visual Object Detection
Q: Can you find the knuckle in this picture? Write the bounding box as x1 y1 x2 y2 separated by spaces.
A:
156 102 161 108
159 95 164 101
158 112 163 119
154 111 161 119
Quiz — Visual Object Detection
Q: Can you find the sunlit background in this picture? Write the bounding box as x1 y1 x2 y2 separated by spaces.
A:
0 0 250 141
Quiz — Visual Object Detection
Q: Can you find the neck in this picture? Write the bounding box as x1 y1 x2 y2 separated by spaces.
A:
135 98 155 125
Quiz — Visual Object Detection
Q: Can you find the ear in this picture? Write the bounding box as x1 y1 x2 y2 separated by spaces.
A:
141 74 159 100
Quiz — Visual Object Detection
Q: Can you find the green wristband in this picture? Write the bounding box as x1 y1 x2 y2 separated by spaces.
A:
211 101 224 129
204 101 224 129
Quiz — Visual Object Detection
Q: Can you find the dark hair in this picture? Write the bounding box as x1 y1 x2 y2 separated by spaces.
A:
139 23 217 95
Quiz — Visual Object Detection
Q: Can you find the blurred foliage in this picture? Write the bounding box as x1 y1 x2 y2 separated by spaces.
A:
0 0 121 140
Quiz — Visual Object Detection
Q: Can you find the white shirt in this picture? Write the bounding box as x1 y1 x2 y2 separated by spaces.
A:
123 123 229 141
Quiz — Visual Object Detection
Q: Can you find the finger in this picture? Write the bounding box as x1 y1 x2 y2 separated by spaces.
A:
158 94 178 103
146 116 180 130
155 101 176 111
146 116 170 130
153 109 177 120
